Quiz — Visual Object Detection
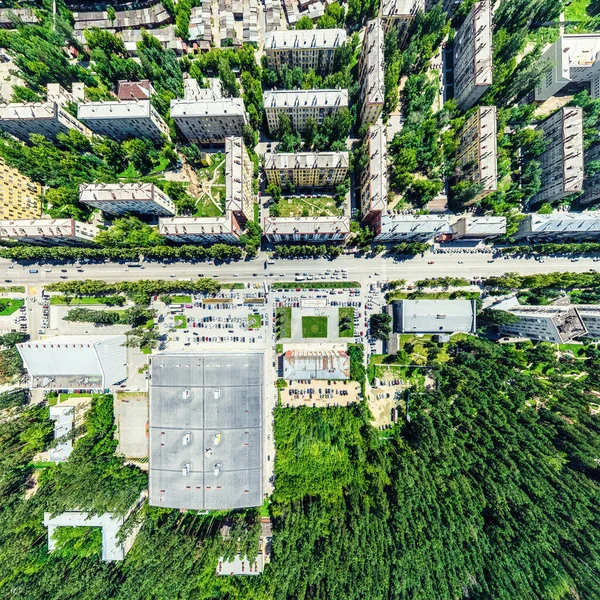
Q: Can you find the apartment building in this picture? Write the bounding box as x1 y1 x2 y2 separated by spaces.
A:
531 107 584 204
581 143 600 206
263 89 348 134
79 183 176 217
264 29 346 74
453 0 492 111
77 80 169 142
380 0 423 47
158 214 242 243
0 219 99 245
360 124 388 224
452 215 506 239
225 137 255 226
0 8 38 28
359 19 385 126
577 305 600 339
0 83 90 142
455 106 498 202
515 211 600 241
263 216 350 242
535 34 600 101
0 158 41 220
373 214 452 242
170 78 247 143
264 152 349 188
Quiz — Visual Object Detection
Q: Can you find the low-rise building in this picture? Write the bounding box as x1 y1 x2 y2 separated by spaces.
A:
263 215 350 242
264 29 346 74
225 137 255 226
360 124 388 225
264 152 349 188
17 335 127 390
118 25 183 56
49 405 74 463
359 19 385 126
263 89 348 134
0 8 38 28
79 183 176 217
73 3 171 36
282 348 350 380
0 158 41 220
514 211 600 241
453 0 493 111
531 107 584 204
159 214 242 243
455 106 498 202
380 0 423 47
535 33 600 101
0 218 99 245
373 214 452 242
392 299 477 334
188 0 213 51
264 0 283 31
452 215 506 239
216 554 264 576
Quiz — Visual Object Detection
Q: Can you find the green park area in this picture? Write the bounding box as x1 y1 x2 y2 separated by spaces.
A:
174 315 187 329
339 307 354 338
270 195 343 218
248 314 262 329
302 316 328 338
276 307 292 340
0 298 24 316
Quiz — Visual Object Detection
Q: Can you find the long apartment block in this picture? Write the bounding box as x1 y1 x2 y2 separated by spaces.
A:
171 79 247 143
581 143 600 206
0 158 41 220
263 89 348 134
0 83 90 142
380 0 423 46
0 218 98 245
455 106 497 202
360 124 388 224
159 214 242 243
264 29 346 74
373 214 452 242
78 80 169 142
359 19 385 126
532 107 584 204
453 0 492 111
264 152 349 188
263 216 350 242
515 211 600 241
225 136 255 226
79 183 176 217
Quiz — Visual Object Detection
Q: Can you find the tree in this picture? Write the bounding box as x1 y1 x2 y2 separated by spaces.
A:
370 313 392 341
266 183 282 202
304 117 317 150
95 217 165 248
218 57 239 97
295 16 314 29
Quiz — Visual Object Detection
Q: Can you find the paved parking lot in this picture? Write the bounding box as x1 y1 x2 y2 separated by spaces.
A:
115 392 148 459
280 380 361 407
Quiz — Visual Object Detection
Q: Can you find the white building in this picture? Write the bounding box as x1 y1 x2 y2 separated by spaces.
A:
453 0 493 111
392 299 477 334
264 152 349 188
0 218 99 245
79 183 176 217
515 211 600 241
577 305 600 339
159 214 242 243
0 83 90 142
170 79 247 143
216 554 264 576
49 405 74 463
452 215 506 239
264 29 346 74
282 348 350 380
373 214 452 242
359 19 385 126
17 335 127 390
360 124 388 225
380 0 423 47
263 215 350 242
531 107 584 204
535 34 600 101
225 136 255 226
263 89 348 134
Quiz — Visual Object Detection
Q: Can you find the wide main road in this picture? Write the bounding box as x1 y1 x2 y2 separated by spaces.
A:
2 253 598 286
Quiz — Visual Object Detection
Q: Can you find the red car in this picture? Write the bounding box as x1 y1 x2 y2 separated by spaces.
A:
428 261 434 264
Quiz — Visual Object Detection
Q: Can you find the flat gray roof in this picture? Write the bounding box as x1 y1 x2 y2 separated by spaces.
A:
393 299 477 334
149 353 263 511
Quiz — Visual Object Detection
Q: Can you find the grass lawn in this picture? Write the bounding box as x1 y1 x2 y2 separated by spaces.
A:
248 313 262 329
160 294 192 304
59 392 92 402
339 307 354 338
194 194 224 218
0 286 25 293
50 296 120 305
387 290 480 301
141 347 153 355
302 316 328 338
0 298 24 316
174 315 187 329
270 195 342 217
276 307 292 339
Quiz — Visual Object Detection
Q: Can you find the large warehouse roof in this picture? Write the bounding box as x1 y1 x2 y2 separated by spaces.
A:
392 299 477 334
149 353 264 511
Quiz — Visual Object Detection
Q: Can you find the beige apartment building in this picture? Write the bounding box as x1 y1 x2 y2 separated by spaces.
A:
263 215 350 242
0 158 41 220
264 152 349 188
359 19 385 126
0 218 98 245
360 124 388 224
159 214 242 243
79 183 176 217
225 136 255 226
380 0 423 47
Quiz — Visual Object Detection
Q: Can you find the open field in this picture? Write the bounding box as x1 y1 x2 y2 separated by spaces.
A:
276 307 292 339
339 307 354 337
270 195 343 217
0 298 23 315
302 316 328 338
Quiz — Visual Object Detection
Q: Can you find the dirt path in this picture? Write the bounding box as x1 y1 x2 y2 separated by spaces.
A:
198 159 225 210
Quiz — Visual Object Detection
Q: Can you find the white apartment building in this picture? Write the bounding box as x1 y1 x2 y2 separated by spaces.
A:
0 218 98 245
581 143 600 206
158 215 242 243
577 305 600 339
263 216 350 242
77 80 169 142
453 0 492 111
360 124 388 225
535 34 600 101
515 211 600 241
373 214 452 242
263 89 348 134
0 83 90 142
264 152 349 188
531 107 584 204
225 137 255 226
380 0 423 47
170 79 247 143
455 106 498 202
79 183 176 217
359 19 385 126
264 29 346 74
452 215 506 239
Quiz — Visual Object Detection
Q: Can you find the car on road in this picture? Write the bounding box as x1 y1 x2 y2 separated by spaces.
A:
427 261 434 264
458 261 464 264
43 268 52 272
60 275 68 279
61 269 67 273
28 269 38 273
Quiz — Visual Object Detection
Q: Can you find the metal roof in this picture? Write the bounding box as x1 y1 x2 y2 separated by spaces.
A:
393 299 477 334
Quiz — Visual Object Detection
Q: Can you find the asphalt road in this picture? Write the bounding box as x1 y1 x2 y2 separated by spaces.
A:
3 254 599 286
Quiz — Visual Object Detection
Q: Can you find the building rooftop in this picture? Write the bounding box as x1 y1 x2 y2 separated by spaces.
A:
225 137 247 215
393 299 477 334
558 33 600 68
117 80 153 100
381 0 423 18
264 152 349 171
362 19 385 106
0 218 98 240
454 216 506 236
183 78 223 101
79 183 172 206
148 353 264 511
0 102 59 121
469 1 492 86
378 214 452 236
49 405 74 463
525 211 600 234
283 349 350 380
264 28 346 50
77 99 154 120
216 553 264 576
170 96 246 118
159 215 236 236
363 124 387 214
263 216 350 235
264 89 348 110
